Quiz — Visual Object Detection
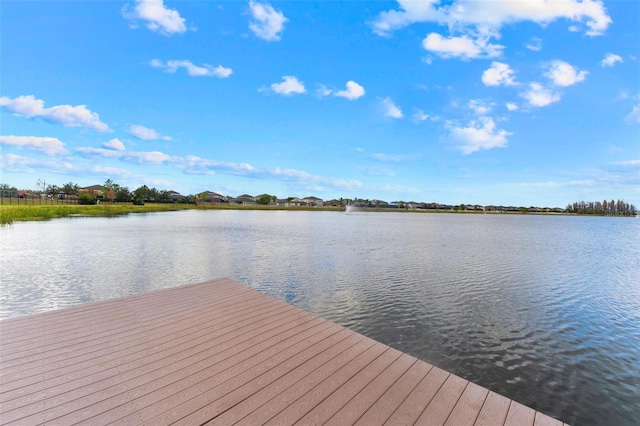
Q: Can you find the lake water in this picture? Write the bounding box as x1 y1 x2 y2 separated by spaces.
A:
1 210 638 425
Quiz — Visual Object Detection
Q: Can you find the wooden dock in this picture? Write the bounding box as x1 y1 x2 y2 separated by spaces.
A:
0 278 566 425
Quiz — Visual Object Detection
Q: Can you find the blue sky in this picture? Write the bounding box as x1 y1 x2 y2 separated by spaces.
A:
1 0 638 207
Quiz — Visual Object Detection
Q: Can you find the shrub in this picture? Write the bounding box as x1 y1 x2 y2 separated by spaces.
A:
78 194 96 205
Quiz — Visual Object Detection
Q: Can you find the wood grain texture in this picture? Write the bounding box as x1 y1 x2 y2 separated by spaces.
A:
0 278 566 426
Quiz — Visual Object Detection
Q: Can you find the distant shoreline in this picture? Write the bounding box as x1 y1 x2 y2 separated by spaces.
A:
2 202 633 226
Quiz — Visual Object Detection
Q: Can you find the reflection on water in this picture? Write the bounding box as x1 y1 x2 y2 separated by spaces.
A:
1 210 638 425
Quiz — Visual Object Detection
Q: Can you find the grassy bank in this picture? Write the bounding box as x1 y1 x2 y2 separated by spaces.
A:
0 203 348 225
0 203 195 225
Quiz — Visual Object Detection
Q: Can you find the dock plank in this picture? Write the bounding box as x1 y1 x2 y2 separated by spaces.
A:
0 278 566 426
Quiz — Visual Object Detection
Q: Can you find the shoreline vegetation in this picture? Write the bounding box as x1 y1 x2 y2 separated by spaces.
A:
1 201 636 226
1 180 636 225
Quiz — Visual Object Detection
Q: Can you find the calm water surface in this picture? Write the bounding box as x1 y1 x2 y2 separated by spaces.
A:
1 210 638 425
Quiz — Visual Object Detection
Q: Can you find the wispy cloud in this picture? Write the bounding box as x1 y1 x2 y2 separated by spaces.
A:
123 0 188 35
468 99 495 115
625 104 640 124
0 95 110 132
102 138 126 151
248 0 287 41
601 53 623 68
1 153 73 173
150 59 232 78
0 135 68 156
506 180 597 189
129 124 172 141
370 153 409 162
525 37 542 51
381 97 403 118
181 155 254 175
76 146 175 164
412 109 430 122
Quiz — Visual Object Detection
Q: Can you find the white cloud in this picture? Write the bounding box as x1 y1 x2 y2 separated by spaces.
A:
266 167 363 191
268 76 306 96
182 155 254 175
525 37 542 51
601 53 623 68
248 0 287 41
544 60 588 86
412 109 430 122
0 153 73 173
422 32 503 60
77 146 174 164
129 124 172 141
151 59 233 78
316 85 333 97
124 151 173 164
102 138 126 151
506 102 519 111
625 104 640 124
508 179 597 189
371 0 611 37
482 61 517 86
371 0 444 36
91 165 140 180
521 82 561 107
370 153 408 162
334 81 366 100
381 97 403 119
0 135 68 156
468 99 494 115
123 0 187 35
76 147 123 158
0 95 110 132
449 116 512 154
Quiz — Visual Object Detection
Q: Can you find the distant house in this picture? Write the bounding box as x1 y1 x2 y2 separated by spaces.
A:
276 197 310 207
233 194 256 205
302 196 323 207
79 185 104 196
199 191 225 204
166 191 185 201
324 199 344 208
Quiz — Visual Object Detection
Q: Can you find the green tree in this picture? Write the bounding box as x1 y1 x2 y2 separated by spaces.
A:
62 182 80 195
115 186 131 202
257 194 273 205
46 184 61 197
0 183 18 197
133 185 149 202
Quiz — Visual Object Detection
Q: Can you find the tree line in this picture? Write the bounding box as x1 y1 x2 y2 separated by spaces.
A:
0 180 195 204
566 200 637 216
